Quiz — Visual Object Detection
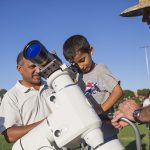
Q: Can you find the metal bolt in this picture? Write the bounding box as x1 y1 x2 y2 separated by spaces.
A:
50 95 56 102
54 130 61 137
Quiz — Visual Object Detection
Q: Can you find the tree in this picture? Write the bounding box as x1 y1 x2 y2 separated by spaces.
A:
137 88 150 96
114 89 135 110
123 90 135 99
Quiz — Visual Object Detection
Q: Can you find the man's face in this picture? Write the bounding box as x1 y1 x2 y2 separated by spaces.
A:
17 57 41 86
142 8 150 25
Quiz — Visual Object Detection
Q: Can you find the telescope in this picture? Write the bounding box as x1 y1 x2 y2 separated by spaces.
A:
12 40 121 150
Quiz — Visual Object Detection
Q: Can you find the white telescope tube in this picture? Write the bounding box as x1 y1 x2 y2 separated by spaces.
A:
46 68 104 148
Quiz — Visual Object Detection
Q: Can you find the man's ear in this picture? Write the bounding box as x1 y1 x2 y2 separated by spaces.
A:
17 65 22 73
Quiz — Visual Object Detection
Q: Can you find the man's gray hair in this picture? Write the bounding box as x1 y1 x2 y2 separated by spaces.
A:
16 51 24 65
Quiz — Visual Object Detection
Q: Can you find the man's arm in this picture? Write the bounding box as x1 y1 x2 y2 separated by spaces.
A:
111 100 140 128
138 106 150 123
111 100 150 129
2 119 45 143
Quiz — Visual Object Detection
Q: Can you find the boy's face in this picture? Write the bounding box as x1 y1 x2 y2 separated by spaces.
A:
73 49 93 73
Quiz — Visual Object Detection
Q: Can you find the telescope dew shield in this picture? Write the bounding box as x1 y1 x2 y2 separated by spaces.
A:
23 40 62 78
23 40 56 68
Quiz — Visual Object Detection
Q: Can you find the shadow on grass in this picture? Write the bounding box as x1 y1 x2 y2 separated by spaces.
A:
125 134 147 150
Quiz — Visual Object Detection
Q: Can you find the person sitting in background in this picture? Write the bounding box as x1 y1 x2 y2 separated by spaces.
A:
143 91 150 129
143 91 150 108
0 89 7 105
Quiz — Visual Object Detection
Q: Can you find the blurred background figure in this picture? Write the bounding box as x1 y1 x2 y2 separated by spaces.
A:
143 91 150 130
143 91 150 108
0 89 7 105
120 0 150 27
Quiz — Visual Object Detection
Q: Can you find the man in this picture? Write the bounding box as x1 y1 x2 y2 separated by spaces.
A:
112 0 150 128
120 0 150 26
0 51 53 143
111 100 150 128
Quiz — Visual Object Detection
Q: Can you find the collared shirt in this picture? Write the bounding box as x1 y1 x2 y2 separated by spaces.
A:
0 81 53 133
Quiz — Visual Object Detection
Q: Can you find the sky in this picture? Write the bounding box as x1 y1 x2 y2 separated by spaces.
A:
0 0 150 91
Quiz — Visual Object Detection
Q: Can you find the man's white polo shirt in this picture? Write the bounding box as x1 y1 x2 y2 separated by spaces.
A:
0 81 53 133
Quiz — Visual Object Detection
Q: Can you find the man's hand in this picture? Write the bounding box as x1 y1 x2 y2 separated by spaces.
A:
111 111 128 129
119 100 140 121
111 100 140 129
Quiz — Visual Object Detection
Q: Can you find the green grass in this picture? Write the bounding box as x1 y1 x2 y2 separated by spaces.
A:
0 124 149 150
118 124 149 150
0 135 12 150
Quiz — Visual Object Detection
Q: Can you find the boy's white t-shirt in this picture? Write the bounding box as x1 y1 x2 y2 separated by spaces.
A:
78 64 120 139
0 81 53 133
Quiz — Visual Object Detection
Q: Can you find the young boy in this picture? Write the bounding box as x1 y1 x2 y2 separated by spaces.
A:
63 35 124 149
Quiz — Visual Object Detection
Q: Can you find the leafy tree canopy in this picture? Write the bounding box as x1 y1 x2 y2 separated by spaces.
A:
137 89 150 97
123 90 135 99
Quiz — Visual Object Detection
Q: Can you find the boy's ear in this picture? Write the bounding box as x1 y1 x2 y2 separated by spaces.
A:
90 46 94 55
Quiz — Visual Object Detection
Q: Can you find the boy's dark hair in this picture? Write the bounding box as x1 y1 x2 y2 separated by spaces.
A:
17 51 24 65
63 35 91 62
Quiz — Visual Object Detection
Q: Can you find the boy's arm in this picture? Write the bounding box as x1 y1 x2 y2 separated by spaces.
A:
101 84 123 112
